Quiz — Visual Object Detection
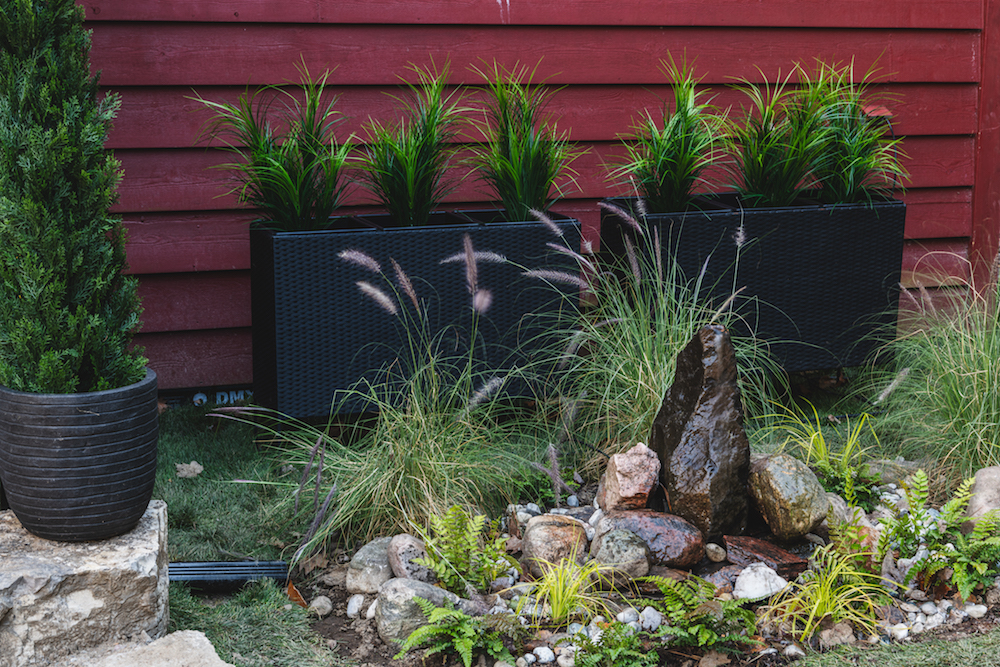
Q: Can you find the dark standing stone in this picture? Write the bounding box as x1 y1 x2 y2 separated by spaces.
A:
649 325 751 542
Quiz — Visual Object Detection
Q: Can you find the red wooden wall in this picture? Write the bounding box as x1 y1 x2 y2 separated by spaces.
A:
83 0 1000 390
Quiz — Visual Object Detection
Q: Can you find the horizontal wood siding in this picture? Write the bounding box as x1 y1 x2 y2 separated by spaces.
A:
87 1 993 388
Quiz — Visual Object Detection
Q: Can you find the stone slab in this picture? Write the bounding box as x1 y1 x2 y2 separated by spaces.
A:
0 500 169 667
723 535 808 580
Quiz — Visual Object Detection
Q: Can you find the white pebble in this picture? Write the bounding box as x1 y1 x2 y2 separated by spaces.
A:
589 508 604 527
346 593 365 618
638 606 663 631
308 595 333 617
911 621 925 634
567 495 579 507
522 651 538 664
585 525 595 541
534 646 556 663
925 612 945 630
549 508 569 515
526 503 542 514
616 607 639 624
920 601 938 616
887 623 909 641
966 604 988 619
365 599 378 620
556 650 576 667
783 644 806 659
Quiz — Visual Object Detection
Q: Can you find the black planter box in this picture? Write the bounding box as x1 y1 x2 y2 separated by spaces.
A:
251 212 581 419
600 197 906 373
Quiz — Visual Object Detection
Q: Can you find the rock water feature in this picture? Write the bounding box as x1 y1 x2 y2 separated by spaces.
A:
308 325 1000 665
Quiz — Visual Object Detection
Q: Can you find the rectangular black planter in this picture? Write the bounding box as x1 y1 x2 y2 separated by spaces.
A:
251 212 581 419
600 197 906 373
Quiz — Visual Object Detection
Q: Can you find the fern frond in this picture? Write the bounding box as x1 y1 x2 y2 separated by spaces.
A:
941 477 975 528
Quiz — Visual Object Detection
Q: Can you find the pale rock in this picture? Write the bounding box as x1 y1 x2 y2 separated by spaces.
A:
616 607 640 624
966 603 988 619
732 563 788 600
588 508 604 527
91 630 233 667
600 443 660 512
638 606 663 631
534 646 556 663
387 533 435 583
308 595 333 617
911 621 925 634
366 599 378 620
783 643 806 659
887 623 910 641
705 543 727 562
516 657 530 667
925 612 945 630
592 529 651 580
0 501 168 667
346 536 393 594
523 652 538 664
556 649 576 667
521 515 589 578
567 495 580 508
175 460 204 478
818 622 856 650
346 594 365 618
375 578 487 645
749 454 829 541
966 466 1000 530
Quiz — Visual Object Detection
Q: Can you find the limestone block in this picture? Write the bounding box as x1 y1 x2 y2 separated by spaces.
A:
0 500 169 667
92 630 234 667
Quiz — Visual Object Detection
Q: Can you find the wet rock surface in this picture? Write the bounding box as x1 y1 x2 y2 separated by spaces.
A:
723 535 809 580
592 509 704 569
521 514 589 577
649 325 751 542
749 453 829 541
599 442 660 512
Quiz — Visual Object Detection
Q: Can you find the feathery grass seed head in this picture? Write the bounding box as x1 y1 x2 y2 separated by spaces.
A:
338 249 382 273
357 281 399 315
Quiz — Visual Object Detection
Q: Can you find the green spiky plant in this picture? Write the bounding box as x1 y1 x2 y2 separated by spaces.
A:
638 575 757 651
394 598 521 667
469 60 585 222
361 60 466 226
610 56 727 214
0 0 146 393
726 65 835 208
193 59 352 232
810 59 908 204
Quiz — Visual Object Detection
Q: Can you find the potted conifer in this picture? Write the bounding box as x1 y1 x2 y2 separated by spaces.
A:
0 0 157 541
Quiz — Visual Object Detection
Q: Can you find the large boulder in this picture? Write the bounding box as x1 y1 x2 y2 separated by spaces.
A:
591 509 704 569
967 466 1000 527
0 501 169 667
749 454 829 541
648 325 751 541
598 443 660 512
521 514 589 578
347 536 394 594
375 578 488 645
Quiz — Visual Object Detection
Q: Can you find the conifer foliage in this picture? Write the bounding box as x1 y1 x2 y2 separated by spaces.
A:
0 0 145 393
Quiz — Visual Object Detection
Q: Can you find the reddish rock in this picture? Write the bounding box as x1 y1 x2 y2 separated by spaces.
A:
723 535 808 580
648 325 751 542
520 514 589 578
700 564 744 595
601 443 660 512
387 533 435 583
592 509 704 569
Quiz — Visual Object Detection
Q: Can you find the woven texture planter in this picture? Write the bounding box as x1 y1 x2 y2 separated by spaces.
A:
601 198 906 372
0 369 159 542
251 212 581 418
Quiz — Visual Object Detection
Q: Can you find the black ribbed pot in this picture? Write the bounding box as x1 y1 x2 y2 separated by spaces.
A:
0 369 159 542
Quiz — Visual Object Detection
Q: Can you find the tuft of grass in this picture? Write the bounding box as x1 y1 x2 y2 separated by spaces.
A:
468 59 585 222
609 55 726 214
360 60 466 226
515 554 616 627
872 271 1000 492
154 405 296 562
191 59 352 232
168 580 344 667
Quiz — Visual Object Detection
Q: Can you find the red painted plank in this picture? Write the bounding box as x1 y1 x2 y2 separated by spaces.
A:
106 82 979 150
82 0 982 29
134 328 253 389
902 188 973 239
901 238 971 288
113 136 974 214
124 211 255 274
137 271 251 333
970 0 1000 291
90 24 980 87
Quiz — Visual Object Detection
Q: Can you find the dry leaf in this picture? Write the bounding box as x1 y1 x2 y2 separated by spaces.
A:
175 461 204 478
299 552 328 575
287 581 307 608
698 650 731 667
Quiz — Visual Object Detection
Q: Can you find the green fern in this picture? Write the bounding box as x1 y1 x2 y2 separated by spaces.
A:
573 621 658 667
414 505 519 595
394 597 514 667
638 575 756 650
